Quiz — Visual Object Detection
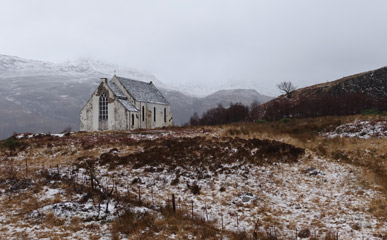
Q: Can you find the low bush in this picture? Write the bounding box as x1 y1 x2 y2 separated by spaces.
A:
111 210 156 235
279 117 292 123
362 109 380 115
0 138 20 150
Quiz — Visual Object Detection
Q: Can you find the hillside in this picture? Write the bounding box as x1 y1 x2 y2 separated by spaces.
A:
257 66 387 120
0 54 272 139
193 89 272 115
160 88 272 126
0 116 386 239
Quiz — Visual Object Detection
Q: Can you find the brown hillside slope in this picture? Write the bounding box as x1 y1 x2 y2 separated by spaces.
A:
258 66 387 120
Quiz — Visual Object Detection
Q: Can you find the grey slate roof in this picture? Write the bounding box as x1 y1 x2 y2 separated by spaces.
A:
115 76 169 105
107 81 138 112
107 81 127 99
118 99 138 112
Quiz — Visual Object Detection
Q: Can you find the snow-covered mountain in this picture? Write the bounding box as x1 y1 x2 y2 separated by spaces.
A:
0 54 272 139
0 54 164 85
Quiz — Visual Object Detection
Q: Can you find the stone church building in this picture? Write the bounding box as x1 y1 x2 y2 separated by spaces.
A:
80 76 172 131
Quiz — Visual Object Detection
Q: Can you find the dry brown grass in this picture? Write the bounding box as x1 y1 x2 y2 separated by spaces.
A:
216 115 387 223
69 216 83 232
44 212 65 227
369 198 387 220
0 120 385 239
111 207 222 239
221 115 387 191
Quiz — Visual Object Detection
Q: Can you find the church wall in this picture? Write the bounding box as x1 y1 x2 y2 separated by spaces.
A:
134 102 173 129
146 103 173 129
107 101 115 130
92 95 99 130
80 77 173 132
128 111 140 130
113 101 128 130
80 80 117 131
80 98 93 131
138 102 147 129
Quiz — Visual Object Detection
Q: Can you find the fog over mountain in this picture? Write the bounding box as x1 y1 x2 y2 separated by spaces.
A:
0 54 271 139
2 1 387 98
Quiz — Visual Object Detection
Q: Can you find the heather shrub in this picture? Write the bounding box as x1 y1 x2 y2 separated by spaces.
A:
0 138 20 150
362 109 379 115
279 117 292 123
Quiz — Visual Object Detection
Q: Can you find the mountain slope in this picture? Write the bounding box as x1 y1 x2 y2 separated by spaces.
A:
194 89 272 115
0 54 271 139
258 66 387 120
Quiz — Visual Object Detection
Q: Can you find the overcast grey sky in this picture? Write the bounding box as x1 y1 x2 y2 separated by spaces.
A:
1 0 387 96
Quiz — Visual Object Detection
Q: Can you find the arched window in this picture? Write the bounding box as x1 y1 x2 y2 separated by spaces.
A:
142 106 145 121
164 108 166 123
99 93 108 120
131 114 134 126
154 107 156 122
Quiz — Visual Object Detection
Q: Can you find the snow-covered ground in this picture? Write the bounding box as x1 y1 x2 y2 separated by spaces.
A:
323 120 387 139
70 152 384 239
0 129 385 239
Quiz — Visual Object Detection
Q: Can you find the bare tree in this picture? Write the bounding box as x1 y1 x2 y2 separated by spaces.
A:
249 100 261 120
189 112 200 126
277 81 297 96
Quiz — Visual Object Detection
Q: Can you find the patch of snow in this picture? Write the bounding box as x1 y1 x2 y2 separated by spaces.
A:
51 133 65 138
323 120 387 139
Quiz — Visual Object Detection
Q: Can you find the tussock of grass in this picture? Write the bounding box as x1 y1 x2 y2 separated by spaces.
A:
44 212 65 227
369 198 387 220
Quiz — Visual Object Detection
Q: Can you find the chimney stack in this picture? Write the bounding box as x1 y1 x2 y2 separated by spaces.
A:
149 81 153 84
100 78 108 83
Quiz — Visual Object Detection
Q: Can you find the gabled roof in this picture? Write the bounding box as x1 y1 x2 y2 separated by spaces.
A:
107 81 138 112
118 99 138 112
114 76 169 105
107 81 127 99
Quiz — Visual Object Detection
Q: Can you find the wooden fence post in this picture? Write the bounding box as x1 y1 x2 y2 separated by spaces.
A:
25 159 28 178
138 187 141 203
178 197 182 219
221 214 224 231
274 225 276 238
236 212 238 229
206 202 209 222
151 187 154 205
172 194 176 212
98 202 101 219
253 218 258 240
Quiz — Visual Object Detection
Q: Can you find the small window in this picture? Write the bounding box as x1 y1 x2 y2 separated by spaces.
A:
154 107 156 122
131 114 134 126
142 106 145 121
164 108 166 123
99 93 108 120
